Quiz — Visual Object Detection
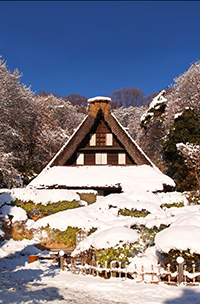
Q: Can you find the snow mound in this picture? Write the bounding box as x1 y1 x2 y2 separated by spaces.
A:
73 226 140 255
1 205 27 222
157 191 188 206
155 226 200 254
0 188 80 205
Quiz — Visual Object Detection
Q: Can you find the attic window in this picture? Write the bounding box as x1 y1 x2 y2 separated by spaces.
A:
89 133 96 146
106 133 113 146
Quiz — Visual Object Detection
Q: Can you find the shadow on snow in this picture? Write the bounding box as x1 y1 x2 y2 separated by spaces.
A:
164 288 200 304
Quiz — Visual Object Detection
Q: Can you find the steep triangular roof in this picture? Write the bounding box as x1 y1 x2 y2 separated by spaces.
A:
47 96 153 168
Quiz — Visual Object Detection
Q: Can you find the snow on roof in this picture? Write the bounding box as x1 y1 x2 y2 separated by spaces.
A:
87 96 111 103
155 226 200 254
27 165 175 193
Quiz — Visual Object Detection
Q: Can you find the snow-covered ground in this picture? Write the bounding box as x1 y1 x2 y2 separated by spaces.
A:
1 163 200 303
1 239 200 304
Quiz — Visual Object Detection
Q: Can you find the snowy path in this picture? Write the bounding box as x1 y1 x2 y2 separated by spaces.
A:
1 251 200 304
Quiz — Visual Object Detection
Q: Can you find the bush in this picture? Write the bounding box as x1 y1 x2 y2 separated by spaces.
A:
77 192 96 205
14 199 79 220
95 242 144 268
131 224 169 249
160 202 184 209
42 225 79 248
118 208 150 217
159 249 200 272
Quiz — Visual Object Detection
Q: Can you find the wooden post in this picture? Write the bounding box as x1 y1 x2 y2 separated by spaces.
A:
184 264 187 284
96 261 99 276
105 261 108 279
81 259 84 275
92 255 95 276
74 258 76 274
70 258 73 273
125 263 127 280
167 264 171 284
177 256 184 284
119 262 121 278
158 265 161 282
177 263 184 284
141 265 144 281
151 265 154 282
134 264 137 279
192 264 195 284
60 256 64 271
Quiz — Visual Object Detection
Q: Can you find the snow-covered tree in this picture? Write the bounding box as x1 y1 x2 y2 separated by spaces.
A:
177 143 200 192
165 60 200 126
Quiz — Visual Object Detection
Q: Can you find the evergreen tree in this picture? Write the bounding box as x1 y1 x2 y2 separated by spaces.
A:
163 108 200 191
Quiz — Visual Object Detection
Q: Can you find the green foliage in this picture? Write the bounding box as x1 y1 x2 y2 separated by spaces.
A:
141 225 169 248
77 192 96 205
131 224 168 248
159 249 200 272
88 227 98 236
95 242 144 268
163 108 200 191
118 208 150 217
44 225 79 247
160 202 184 209
14 199 79 219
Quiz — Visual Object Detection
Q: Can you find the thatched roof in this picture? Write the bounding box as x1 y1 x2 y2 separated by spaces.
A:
47 97 153 167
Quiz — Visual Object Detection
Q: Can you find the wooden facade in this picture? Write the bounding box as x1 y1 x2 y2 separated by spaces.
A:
48 97 153 168
65 112 136 166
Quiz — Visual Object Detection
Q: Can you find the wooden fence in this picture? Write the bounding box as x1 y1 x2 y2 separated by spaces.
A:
58 255 200 286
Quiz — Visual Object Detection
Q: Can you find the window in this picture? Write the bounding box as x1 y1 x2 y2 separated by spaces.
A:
89 133 96 146
118 153 126 165
76 153 84 165
95 153 107 165
106 133 113 146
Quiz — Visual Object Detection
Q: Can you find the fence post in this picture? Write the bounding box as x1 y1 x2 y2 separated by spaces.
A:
105 261 108 279
134 264 137 279
151 265 154 282
158 265 161 282
184 264 187 284
141 265 144 281
176 257 184 284
81 259 84 275
92 255 95 276
192 264 196 285
119 262 121 278
59 250 65 271
167 264 171 284
125 263 127 280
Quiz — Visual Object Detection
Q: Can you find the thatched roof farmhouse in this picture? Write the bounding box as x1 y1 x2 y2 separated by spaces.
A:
28 97 174 195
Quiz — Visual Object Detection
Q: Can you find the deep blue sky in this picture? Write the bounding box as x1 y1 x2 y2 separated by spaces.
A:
0 1 200 99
